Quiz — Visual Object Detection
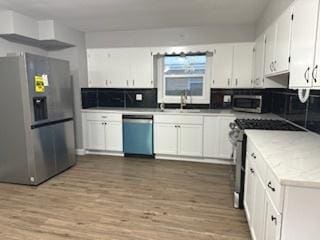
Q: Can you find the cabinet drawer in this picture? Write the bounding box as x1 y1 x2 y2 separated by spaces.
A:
247 140 268 183
85 112 122 122
266 168 284 212
154 114 203 124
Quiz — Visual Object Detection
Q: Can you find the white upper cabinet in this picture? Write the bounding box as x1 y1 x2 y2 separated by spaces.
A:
87 48 153 89
87 49 109 87
128 48 153 88
253 34 265 88
211 44 233 88
274 8 292 74
265 8 292 77
233 43 254 88
290 0 319 88
265 24 277 76
212 43 254 89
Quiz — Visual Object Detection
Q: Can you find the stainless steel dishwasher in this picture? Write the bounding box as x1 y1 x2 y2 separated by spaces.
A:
122 115 154 157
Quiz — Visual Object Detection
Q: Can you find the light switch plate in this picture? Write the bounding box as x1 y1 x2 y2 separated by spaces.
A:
224 95 231 103
136 94 143 101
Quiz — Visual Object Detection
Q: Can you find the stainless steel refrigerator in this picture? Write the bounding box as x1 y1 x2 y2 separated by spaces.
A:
0 53 76 185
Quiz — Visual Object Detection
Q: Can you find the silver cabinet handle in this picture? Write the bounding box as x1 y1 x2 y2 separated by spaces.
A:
212 80 215 85
270 62 273 72
273 61 277 72
105 80 108 86
312 65 318 83
228 78 230 86
304 67 310 83
250 168 255 174
235 78 238 86
126 80 129 86
133 80 135 86
251 153 256 159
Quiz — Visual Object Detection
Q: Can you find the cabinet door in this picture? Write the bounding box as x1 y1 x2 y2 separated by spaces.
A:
264 197 282 240
253 34 266 88
233 43 254 88
105 121 123 152
212 44 233 88
178 124 203 157
87 49 108 87
244 159 257 224
129 48 154 88
86 120 106 150
264 25 277 76
274 8 292 74
252 175 267 240
312 4 320 87
154 124 178 155
203 117 220 158
105 49 130 88
290 0 319 88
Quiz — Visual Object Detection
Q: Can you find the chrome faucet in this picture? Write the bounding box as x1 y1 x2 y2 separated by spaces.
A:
180 90 188 110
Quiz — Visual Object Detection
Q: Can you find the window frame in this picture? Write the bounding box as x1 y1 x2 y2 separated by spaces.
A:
157 54 212 104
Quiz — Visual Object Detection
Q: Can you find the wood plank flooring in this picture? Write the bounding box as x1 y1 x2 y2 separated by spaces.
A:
0 155 251 240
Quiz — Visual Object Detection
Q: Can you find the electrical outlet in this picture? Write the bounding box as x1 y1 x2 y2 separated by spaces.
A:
136 94 143 101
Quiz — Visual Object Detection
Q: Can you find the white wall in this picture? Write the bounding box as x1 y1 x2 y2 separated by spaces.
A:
48 31 88 149
255 0 295 37
86 24 255 48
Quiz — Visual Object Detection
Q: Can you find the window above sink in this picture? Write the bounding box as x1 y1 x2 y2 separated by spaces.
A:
156 53 212 104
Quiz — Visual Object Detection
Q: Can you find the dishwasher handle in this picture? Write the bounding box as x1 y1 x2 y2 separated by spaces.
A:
123 118 153 124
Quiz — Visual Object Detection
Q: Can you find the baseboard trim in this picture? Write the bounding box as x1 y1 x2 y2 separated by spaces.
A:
76 149 86 156
85 150 124 157
155 155 234 165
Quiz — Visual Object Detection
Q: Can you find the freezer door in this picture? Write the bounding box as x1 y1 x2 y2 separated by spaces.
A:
53 120 76 173
32 125 56 185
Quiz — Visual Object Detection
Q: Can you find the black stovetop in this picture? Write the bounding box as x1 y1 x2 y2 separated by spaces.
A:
235 119 305 131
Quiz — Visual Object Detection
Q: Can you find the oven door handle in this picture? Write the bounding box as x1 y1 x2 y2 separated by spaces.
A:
229 132 238 145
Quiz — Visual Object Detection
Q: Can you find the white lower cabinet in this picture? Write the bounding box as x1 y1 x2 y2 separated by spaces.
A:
154 123 178 155
245 137 320 240
265 197 282 240
154 121 203 157
83 113 123 152
86 120 106 151
178 124 203 157
203 116 235 160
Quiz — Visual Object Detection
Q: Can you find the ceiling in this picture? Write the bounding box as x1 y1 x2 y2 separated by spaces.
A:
0 0 270 32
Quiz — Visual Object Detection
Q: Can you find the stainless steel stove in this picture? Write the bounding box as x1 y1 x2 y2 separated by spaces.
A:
229 119 305 209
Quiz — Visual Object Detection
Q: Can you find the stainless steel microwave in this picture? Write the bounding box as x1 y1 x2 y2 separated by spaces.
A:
232 95 266 113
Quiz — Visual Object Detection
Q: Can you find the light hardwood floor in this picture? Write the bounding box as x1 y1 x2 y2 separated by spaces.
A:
0 155 251 240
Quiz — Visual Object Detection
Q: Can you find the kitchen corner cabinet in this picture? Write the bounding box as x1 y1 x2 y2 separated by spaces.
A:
82 113 123 152
289 0 319 88
212 43 254 89
264 7 292 77
203 116 235 160
87 48 154 89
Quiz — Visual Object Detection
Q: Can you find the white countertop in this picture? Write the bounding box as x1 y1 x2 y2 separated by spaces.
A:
245 130 320 188
81 107 280 119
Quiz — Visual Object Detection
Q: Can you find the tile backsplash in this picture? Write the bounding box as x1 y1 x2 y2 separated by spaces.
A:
81 87 320 134
270 89 320 133
81 88 158 108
